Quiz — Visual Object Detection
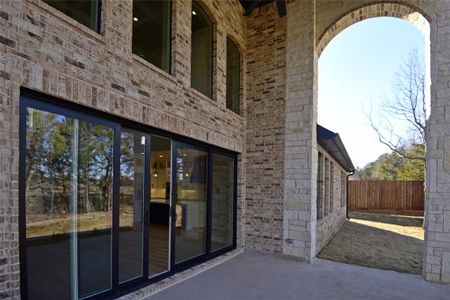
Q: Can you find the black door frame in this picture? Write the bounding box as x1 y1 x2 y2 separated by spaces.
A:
18 88 237 300
170 141 209 271
115 127 152 291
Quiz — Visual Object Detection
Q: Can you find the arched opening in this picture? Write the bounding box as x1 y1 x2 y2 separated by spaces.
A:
315 3 430 276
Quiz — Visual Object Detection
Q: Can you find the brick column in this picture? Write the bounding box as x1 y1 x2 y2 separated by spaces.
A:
283 0 318 261
0 39 19 300
214 21 226 105
171 0 192 86
102 0 133 54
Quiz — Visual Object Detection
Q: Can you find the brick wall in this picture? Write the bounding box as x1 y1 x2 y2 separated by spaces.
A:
0 0 247 297
245 3 287 253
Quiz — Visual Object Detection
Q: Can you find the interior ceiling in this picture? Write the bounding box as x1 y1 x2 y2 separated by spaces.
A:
239 0 287 17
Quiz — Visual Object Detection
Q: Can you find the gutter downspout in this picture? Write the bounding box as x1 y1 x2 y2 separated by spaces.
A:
346 170 355 220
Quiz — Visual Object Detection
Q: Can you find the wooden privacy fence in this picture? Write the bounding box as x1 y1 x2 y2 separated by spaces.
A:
348 180 424 215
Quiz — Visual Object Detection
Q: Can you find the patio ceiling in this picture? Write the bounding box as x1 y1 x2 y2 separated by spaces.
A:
239 0 287 17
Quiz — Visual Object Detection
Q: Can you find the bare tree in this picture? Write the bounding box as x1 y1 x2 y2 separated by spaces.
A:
368 49 426 161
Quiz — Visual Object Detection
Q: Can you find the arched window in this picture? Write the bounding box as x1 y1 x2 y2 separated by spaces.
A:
191 3 213 98
132 0 171 72
226 38 241 114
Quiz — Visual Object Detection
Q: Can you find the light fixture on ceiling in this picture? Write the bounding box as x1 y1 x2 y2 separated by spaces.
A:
133 17 139 22
192 10 197 16
159 154 164 158
154 172 159 178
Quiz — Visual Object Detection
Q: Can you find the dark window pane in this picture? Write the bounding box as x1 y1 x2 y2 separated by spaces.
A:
226 38 240 114
149 135 171 277
119 130 146 283
191 3 212 98
133 0 171 72
175 145 207 263
317 152 324 220
211 154 234 252
44 0 100 32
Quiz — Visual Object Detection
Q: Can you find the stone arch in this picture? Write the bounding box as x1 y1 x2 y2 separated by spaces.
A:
313 0 434 280
316 2 430 57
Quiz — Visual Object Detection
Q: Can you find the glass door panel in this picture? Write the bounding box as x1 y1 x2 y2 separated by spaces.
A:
119 129 146 283
25 107 73 300
24 107 114 300
211 153 235 252
174 144 207 264
77 120 114 298
149 135 171 277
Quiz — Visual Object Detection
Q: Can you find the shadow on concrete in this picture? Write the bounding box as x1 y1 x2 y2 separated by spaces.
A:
318 218 423 274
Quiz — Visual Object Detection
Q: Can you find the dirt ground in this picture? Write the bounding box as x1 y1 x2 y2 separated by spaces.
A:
318 212 424 274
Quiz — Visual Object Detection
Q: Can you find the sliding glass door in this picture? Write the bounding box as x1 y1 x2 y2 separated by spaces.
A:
149 135 171 277
23 106 115 299
20 93 237 300
173 143 208 264
211 153 235 252
119 129 148 284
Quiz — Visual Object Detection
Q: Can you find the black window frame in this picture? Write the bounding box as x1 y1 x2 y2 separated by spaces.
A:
19 87 237 300
191 2 214 99
43 0 102 33
131 0 172 73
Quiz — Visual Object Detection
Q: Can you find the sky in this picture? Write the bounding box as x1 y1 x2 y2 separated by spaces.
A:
318 17 427 169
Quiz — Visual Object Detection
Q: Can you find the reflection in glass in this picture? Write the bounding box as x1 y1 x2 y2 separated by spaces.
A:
149 135 171 276
175 145 207 263
77 120 113 298
132 0 171 72
119 131 145 283
211 154 234 252
25 107 113 299
44 0 100 31
191 3 213 97
25 108 72 300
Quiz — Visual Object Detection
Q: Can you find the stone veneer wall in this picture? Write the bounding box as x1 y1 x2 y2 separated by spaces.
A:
315 145 346 255
283 0 318 261
0 0 247 298
244 3 287 253
284 0 450 284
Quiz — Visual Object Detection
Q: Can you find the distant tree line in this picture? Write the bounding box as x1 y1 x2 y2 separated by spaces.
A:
358 144 424 181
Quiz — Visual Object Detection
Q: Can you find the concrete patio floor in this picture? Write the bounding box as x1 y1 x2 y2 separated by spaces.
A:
148 251 450 300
